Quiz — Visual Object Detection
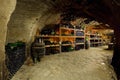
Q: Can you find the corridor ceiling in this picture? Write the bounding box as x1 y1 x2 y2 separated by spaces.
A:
56 0 119 26
17 0 120 27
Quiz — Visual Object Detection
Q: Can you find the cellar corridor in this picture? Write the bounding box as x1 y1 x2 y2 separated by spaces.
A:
1 0 120 80
12 46 117 80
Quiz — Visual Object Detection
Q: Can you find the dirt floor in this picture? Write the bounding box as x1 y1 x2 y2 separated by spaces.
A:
11 46 117 80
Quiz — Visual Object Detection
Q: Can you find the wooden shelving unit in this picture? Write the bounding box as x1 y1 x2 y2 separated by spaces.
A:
35 24 85 54
89 34 103 47
85 25 104 47
33 24 105 55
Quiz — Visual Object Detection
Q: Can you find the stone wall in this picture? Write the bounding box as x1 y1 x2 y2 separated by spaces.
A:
0 0 16 79
6 0 61 58
4 1 61 61
6 0 61 44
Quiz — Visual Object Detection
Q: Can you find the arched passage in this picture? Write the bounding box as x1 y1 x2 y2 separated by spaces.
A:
1 0 120 80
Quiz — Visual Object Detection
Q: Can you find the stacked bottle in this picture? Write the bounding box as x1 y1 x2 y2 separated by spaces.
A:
76 31 84 36
5 41 26 79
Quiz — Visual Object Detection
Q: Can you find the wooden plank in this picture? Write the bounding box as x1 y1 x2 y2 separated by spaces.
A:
60 27 74 31
61 36 75 38
75 29 84 32
75 36 85 38
75 43 84 45
45 45 60 47
36 35 59 38
61 44 73 46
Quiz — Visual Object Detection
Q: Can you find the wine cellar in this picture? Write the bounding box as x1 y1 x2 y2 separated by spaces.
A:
1 0 119 80
31 20 109 56
33 23 85 55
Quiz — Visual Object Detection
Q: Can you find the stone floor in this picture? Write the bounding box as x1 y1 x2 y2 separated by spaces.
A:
11 46 117 80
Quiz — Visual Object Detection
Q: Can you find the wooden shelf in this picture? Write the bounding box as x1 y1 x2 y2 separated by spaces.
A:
60 27 74 31
94 38 102 39
75 29 84 32
85 26 103 47
75 43 84 45
85 33 90 35
45 44 60 47
61 44 73 46
32 46 45 48
90 42 102 44
90 38 95 40
90 34 102 37
90 38 102 40
90 42 96 44
61 36 75 38
75 36 84 38
36 35 59 38
90 34 96 36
